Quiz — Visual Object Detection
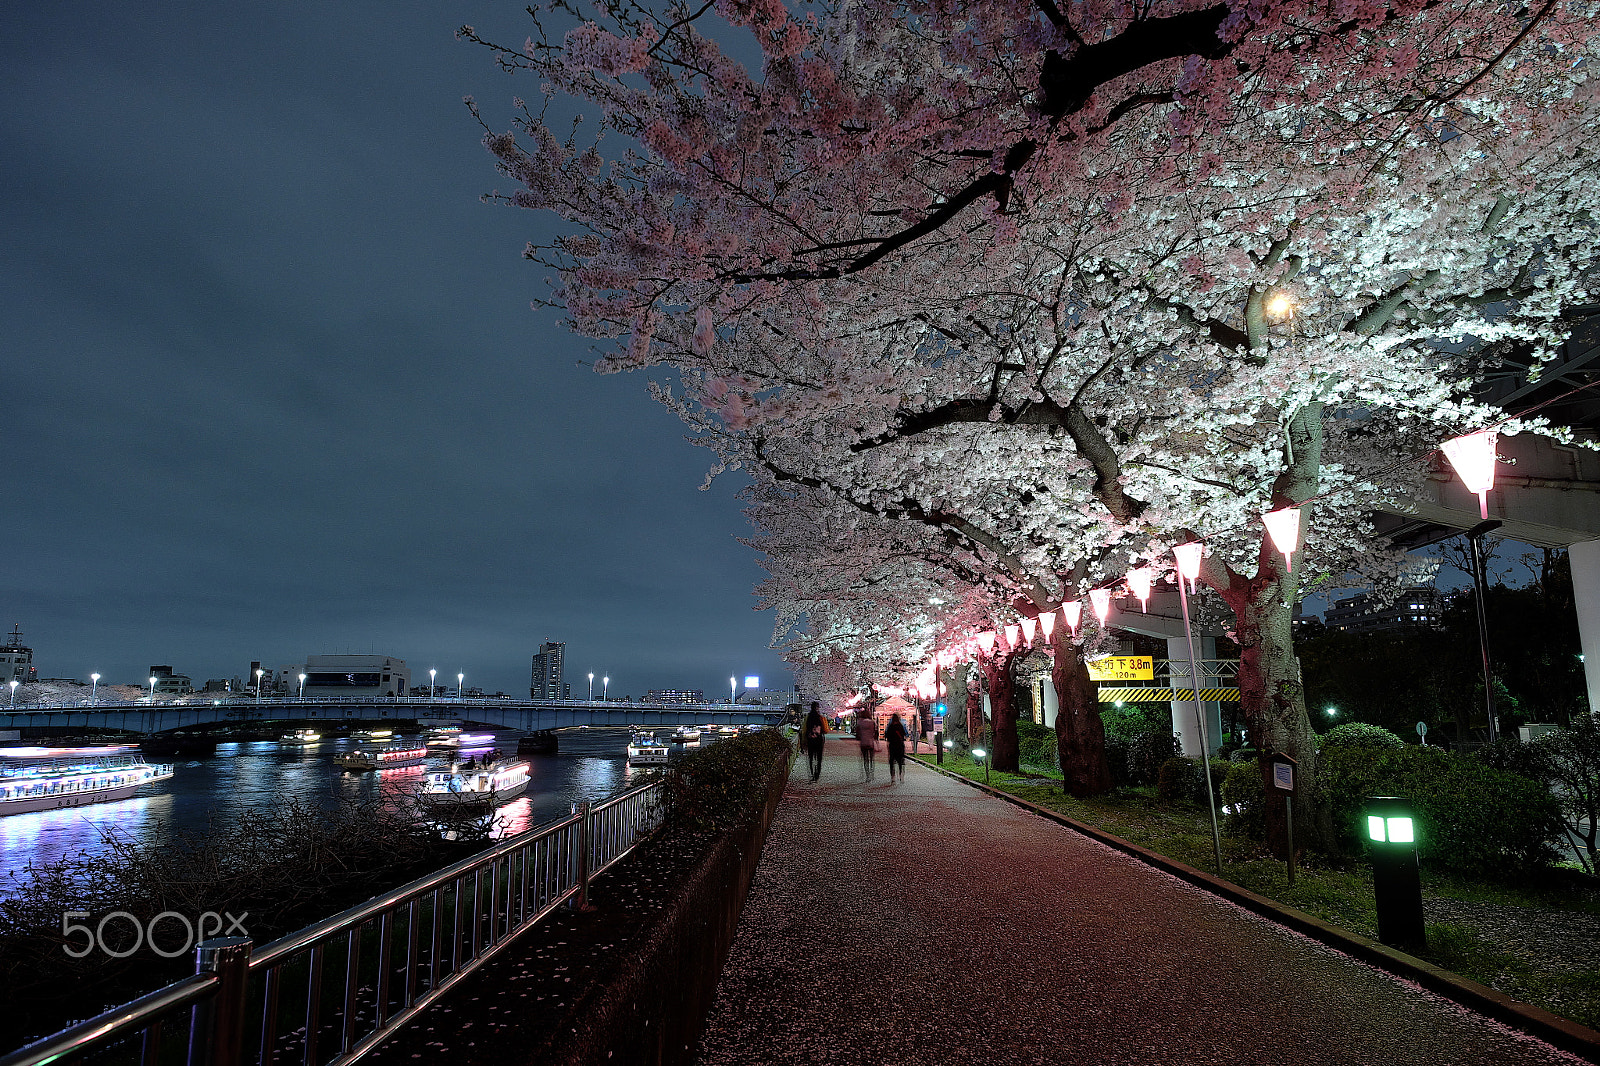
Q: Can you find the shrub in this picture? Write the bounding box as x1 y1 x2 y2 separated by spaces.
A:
1157 756 1228 807
1016 721 1057 771
1320 745 1561 875
1102 734 1133 788
1126 729 1180 787
1523 718 1600 875
652 729 792 832
1320 722 1404 750
1221 760 1265 839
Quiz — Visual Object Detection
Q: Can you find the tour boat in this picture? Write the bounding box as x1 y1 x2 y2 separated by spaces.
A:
416 761 531 810
424 726 462 745
278 729 322 747
334 745 427 772
627 733 670 766
353 729 393 740
671 725 702 743
716 725 740 736
0 746 174 816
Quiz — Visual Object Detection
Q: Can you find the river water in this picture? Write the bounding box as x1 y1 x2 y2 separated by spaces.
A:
0 728 678 888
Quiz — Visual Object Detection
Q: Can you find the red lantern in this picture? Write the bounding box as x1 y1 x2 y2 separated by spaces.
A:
1089 587 1113 625
1062 601 1083 637
1126 566 1154 612
1441 429 1499 520
1173 542 1204 595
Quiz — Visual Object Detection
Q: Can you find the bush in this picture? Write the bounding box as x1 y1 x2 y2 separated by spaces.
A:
1126 729 1180 787
1016 721 1057 771
1102 734 1132 787
1156 756 1229 807
1320 722 1404 750
1320 745 1562 875
1523 717 1600 875
1221 760 1265 839
652 729 792 832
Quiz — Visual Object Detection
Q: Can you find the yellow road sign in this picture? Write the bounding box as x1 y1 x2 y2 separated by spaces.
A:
1096 687 1241 703
1086 656 1154 682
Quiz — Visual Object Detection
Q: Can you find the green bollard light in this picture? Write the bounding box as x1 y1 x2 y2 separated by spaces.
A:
1366 796 1426 951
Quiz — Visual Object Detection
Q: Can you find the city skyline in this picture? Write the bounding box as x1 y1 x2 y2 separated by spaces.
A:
1 2 793 700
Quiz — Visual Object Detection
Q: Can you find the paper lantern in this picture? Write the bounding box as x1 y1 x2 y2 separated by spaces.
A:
1441 429 1498 520
1126 566 1154 612
1062 601 1083 637
1004 623 1021 648
976 631 996 656
1038 611 1056 641
1089 587 1113 624
1020 617 1037 644
1173 542 1204 595
1263 506 1303 574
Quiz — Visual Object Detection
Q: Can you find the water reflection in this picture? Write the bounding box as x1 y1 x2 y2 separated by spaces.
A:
1 729 683 889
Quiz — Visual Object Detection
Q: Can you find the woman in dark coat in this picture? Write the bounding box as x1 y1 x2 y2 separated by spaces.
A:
803 702 827 781
884 713 908 782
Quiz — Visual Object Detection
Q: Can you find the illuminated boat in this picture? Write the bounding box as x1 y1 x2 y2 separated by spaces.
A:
278 729 323 747
0 746 174 816
424 726 462 745
627 733 670 765
335 745 427 772
670 726 701 743
353 729 393 740
417 762 530 810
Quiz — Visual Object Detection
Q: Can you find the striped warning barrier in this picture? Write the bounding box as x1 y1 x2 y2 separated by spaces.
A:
1095 687 1241 703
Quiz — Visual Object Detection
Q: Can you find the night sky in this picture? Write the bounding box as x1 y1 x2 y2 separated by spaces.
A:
1 1 792 699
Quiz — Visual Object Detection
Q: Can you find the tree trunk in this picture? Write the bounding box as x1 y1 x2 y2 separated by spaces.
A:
981 650 1020 773
964 666 984 749
940 666 970 747
1052 639 1114 796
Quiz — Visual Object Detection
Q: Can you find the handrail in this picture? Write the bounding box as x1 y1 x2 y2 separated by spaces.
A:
0 972 217 1066
0 779 665 1066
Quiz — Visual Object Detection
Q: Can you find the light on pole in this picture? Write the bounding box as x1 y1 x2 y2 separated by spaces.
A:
603 675 609 701
429 668 437 698
1173 543 1225 873
255 668 265 703
729 676 737 704
149 675 157 702
90 673 100 706
8 680 16 707
457 672 464 699
298 673 307 699
588 672 595 701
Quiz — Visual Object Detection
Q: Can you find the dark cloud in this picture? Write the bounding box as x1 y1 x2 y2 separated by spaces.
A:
1 1 790 698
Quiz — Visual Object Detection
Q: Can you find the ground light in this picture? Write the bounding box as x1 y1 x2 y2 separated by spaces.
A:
939 735 951 765
972 746 989 784
1367 796 1426 950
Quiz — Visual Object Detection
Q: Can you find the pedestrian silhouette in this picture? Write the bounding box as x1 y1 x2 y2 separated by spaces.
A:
853 711 878 781
885 713 908 782
803 702 826 781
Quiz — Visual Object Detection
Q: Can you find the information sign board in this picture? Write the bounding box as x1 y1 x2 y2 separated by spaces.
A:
1269 753 1298 793
1086 656 1155 682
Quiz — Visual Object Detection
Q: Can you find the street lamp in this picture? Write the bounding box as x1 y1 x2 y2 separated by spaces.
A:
603 675 609 701
429 668 437 698
457 672 464 699
255 668 265 703
299 673 307 699
8 680 16 707
1326 706 1338 717
588 672 595 701
90 673 100 706
729 676 737 704
149 675 157 701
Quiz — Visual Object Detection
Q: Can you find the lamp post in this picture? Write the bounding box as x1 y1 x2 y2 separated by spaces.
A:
603 675 609 701
457 672 464 699
299 673 306 699
149 675 157 702
255 668 265 703
1173 543 1225 873
1466 519 1503 744
588 672 595 702
90 673 100 706
429 668 437 698
8 680 16 707
729 676 737 704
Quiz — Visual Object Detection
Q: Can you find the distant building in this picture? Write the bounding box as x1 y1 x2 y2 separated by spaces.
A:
1325 586 1444 633
647 688 704 704
301 654 409 698
149 665 193 696
0 625 34 684
737 688 798 707
530 642 568 700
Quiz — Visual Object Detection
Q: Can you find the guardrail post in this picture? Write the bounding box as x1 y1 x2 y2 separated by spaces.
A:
188 937 251 1066
574 802 593 911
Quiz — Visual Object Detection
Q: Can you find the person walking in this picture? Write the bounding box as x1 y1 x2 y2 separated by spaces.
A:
884 713 908 782
854 710 878 782
803 702 827 781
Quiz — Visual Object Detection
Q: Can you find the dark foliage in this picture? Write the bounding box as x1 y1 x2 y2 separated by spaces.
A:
648 730 792 833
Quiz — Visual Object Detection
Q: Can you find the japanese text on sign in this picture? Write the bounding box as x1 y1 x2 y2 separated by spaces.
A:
1086 656 1154 682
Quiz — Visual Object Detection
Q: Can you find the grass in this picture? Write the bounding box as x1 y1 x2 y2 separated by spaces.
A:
918 753 1600 1030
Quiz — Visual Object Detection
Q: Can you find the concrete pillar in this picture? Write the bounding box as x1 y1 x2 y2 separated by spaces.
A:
1167 634 1222 757
1572 539 1600 716
1041 675 1059 728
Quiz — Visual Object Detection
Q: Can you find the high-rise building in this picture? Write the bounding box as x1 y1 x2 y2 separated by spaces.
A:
646 688 704 704
0 625 34 684
530 642 567 700
1325 586 1444 633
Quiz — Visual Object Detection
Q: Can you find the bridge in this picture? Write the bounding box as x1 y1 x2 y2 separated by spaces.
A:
0 696 786 735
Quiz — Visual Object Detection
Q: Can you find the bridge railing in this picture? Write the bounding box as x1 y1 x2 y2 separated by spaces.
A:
0 781 663 1066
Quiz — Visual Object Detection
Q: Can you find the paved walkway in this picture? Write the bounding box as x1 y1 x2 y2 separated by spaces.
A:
693 739 1582 1065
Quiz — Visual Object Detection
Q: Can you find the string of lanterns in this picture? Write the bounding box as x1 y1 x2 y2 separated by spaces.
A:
904 427 1503 698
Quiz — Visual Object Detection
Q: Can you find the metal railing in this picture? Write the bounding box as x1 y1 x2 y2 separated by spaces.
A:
0 781 663 1066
